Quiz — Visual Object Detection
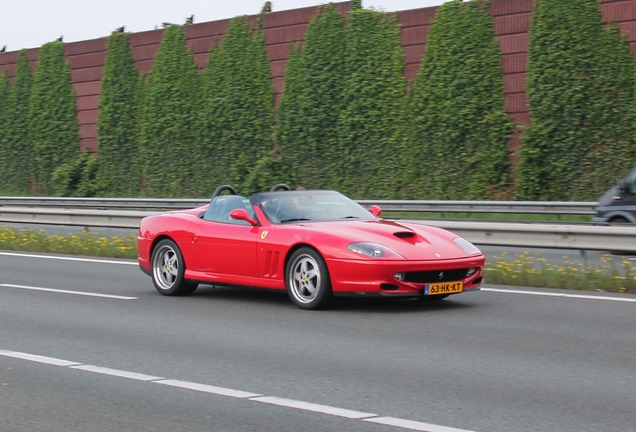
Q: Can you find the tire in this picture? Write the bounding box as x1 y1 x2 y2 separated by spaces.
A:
609 217 629 225
286 247 333 310
151 239 198 296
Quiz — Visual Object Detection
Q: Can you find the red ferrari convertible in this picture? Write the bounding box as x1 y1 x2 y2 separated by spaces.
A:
138 184 485 309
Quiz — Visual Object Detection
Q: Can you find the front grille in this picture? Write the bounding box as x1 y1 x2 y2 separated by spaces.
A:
403 268 470 283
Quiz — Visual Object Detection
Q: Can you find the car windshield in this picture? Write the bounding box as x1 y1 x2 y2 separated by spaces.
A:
256 191 376 224
626 164 636 183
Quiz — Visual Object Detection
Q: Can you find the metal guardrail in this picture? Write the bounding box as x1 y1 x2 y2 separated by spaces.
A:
0 197 598 216
406 219 636 253
0 207 151 229
357 200 598 216
0 197 208 210
1 205 634 253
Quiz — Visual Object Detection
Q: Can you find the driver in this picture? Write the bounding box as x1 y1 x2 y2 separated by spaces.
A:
278 196 310 221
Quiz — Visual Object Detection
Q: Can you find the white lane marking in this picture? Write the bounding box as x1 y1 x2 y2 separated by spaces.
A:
482 287 636 303
155 379 261 399
0 251 137 266
0 350 81 367
0 284 137 300
70 365 163 381
0 349 476 432
365 417 477 432
250 396 376 419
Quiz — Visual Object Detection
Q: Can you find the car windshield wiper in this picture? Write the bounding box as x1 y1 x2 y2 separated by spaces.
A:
280 218 312 223
341 216 360 219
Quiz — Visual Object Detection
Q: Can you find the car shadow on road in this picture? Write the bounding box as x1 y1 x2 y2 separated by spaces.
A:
331 296 477 314
190 284 478 313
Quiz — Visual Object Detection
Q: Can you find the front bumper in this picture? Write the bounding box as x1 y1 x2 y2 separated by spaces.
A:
325 256 484 296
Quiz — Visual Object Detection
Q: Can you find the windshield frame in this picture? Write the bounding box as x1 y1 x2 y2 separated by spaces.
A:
250 190 377 224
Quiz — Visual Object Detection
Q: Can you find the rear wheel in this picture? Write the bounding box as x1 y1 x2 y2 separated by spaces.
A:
151 239 198 296
286 247 333 310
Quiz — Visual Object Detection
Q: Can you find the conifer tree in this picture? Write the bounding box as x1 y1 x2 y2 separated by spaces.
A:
277 4 346 190
337 8 406 198
0 70 8 119
407 0 511 200
1 51 34 195
515 0 633 200
199 16 274 192
0 71 10 193
582 23 636 194
28 41 80 195
96 31 140 196
139 25 200 197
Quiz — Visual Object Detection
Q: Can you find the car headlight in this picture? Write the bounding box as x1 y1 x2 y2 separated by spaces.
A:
453 237 481 256
347 242 404 259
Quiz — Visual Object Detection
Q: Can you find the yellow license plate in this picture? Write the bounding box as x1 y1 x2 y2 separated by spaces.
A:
424 281 463 295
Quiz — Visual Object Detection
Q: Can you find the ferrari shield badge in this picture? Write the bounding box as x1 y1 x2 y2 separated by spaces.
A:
261 231 269 240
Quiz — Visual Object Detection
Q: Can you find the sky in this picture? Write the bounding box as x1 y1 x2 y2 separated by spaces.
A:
0 0 447 52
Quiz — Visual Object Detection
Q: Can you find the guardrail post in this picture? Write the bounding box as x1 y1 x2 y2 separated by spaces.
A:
579 249 588 271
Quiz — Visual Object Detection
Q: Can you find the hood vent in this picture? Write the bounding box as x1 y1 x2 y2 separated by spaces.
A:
393 231 415 239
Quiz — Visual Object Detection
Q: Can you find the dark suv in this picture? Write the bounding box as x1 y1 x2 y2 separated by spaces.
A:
593 165 636 224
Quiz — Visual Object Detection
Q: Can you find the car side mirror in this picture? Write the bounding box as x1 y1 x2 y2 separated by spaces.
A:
230 209 258 226
369 205 382 217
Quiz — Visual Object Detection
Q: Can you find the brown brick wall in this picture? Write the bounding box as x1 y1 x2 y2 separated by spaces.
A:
1 0 635 153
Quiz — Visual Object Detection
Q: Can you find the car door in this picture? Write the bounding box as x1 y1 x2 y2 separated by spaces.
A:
188 218 259 278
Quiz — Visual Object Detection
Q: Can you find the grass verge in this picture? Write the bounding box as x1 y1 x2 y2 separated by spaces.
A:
485 251 636 294
0 226 137 259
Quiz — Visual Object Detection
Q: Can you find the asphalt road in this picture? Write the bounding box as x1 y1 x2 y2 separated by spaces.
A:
1 251 635 432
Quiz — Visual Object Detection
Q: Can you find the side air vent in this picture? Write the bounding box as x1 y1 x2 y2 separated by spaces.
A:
393 231 415 239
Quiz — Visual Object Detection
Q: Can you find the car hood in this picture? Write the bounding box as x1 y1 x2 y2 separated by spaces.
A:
293 219 475 260
597 185 618 208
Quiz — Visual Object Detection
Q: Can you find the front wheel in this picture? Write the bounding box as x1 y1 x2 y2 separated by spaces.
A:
151 239 198 296
286 247 333 310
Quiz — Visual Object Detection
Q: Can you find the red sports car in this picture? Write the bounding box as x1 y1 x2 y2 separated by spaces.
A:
137 185 485 309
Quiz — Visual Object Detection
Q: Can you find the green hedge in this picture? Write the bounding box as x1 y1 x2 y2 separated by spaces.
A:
95 31 140 197
407 0 511 200
0 70 8 122
3 1 635 202
1 51 34 195
277 4 346 190
199 16 275 195
51 149 98 197
28 41 80 196
139 25 200 197
0 70 10 193
584 23 636 194
516 0 636 200
337 8 406 199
